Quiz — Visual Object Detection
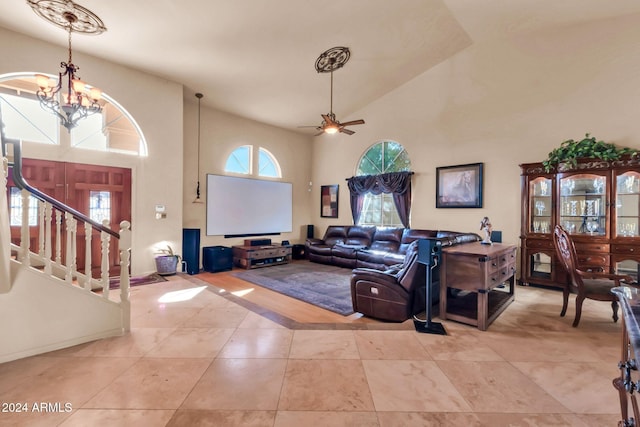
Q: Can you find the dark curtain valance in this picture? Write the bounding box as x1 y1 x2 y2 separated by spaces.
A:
346 171 413 227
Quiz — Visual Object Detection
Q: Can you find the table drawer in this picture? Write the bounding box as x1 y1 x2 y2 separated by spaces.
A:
526 239 554 250
575 243 609 253
613 244 640 255
488 266 516 287
487 248 517 273
576 253 609 268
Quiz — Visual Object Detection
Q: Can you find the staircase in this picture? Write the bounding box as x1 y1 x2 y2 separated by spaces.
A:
0 132 132 363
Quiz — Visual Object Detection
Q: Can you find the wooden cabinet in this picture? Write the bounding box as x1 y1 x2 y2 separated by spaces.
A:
440 242 517 331
232 245 291 269
520 158 640 288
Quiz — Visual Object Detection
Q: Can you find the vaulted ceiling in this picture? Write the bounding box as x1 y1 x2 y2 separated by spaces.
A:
1 0 639 134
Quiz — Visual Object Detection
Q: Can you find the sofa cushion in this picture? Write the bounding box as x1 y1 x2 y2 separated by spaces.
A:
436 230 481 246
323 226 349 247
332 243 364 258
345 225 376 247
309 244 333 256
369 227 403 253
398 229 438 254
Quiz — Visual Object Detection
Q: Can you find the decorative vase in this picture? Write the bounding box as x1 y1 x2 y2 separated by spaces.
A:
155 255 179 276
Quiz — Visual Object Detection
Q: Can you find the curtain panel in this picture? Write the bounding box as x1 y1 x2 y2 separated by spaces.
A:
346 171 413 227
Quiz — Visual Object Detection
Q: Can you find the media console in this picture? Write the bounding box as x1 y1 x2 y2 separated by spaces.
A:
232 244 292 269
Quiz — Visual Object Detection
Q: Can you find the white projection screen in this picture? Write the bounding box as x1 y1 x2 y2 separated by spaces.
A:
206 174 293 236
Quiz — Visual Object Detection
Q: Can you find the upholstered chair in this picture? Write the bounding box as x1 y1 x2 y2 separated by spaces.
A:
350 240 430 322
552 225 635 327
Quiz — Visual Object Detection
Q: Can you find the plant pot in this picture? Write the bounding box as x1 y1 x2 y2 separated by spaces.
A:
155 255 179 276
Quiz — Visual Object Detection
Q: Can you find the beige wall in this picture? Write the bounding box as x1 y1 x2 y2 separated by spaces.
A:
5 11 640 274
311 13 640 244
0 28 184 275
182 95 313 249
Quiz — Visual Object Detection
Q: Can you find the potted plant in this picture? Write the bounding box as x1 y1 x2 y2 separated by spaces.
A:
155 245 181 276
543 133 638 172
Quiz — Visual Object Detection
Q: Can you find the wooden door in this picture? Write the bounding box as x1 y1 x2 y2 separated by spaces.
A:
65 162 131 277
8 159 65 251
7 159 131 277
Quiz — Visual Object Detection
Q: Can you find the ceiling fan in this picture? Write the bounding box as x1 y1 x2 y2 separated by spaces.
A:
300 46 365 136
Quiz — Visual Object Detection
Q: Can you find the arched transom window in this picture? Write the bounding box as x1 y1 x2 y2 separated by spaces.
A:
0 72 147 156
225 145 281 178
355 141 411 227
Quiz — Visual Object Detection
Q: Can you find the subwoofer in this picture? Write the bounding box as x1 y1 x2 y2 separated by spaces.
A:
307 224 314 239
203 246 233 273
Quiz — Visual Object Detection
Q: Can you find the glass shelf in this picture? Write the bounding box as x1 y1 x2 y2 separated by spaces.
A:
558 174 606 236
529 177 552 233
616 172 640 238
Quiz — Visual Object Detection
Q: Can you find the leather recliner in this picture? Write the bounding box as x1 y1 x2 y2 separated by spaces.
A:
350 240 433 322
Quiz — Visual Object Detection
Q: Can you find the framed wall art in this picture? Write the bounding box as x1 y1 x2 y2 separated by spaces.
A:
320 185 339 218
436 163 484 208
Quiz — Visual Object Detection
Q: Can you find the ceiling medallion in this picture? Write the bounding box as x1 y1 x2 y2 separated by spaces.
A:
315 46 351 74
27 0 106 34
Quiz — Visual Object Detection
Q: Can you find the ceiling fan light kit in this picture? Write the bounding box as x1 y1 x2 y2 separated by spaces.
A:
300 46 365 136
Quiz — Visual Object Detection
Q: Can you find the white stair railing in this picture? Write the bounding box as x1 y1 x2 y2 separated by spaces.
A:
2 129 131 332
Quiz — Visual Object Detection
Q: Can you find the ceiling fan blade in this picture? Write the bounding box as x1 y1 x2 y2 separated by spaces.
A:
297 125 319 128
341 128 355 135
339 119 365 126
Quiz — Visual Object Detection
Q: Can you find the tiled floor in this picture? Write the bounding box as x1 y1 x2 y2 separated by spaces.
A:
0 274 625 426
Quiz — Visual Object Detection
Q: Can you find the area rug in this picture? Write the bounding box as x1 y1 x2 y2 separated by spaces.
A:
109 272 167 290
233 262 354 315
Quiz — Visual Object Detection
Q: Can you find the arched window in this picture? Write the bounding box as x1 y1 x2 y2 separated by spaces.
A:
225 145 281 178
258 147 280 178
0 73 147 156
225 145 252 175
355 141 411 227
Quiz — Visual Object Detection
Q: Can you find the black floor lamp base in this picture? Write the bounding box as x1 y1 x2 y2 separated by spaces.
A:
413 319 447 335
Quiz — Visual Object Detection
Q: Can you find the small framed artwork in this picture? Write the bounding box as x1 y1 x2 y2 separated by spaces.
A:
436 163 484 208
320 185 339 218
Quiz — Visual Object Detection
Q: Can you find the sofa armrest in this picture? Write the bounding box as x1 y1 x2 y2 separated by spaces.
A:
351 268 398 287
306 238 325 246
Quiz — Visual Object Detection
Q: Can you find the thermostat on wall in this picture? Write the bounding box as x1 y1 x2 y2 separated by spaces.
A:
155 204 166 219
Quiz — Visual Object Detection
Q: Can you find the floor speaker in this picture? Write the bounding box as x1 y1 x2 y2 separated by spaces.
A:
307 224 314 239
182 228 200 275
203 246 233 273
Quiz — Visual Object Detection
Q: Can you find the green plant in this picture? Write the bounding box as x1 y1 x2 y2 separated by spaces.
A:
156 245 181 260
542 133 637 172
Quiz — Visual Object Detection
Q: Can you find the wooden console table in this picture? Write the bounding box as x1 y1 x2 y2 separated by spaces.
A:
232 245 292 269
439 242 517 331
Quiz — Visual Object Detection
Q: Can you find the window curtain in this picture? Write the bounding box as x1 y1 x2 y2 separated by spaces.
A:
346 171 413 227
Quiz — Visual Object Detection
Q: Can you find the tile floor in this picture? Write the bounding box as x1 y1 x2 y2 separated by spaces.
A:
0 274 626 426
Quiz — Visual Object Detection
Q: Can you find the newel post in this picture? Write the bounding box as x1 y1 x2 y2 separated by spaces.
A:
119 220 132 332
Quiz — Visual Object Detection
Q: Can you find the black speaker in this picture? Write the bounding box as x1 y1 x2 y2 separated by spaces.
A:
292 244 306 260
491 230 502 243
182 228 200 275
307 224 314 239
203 246 233 273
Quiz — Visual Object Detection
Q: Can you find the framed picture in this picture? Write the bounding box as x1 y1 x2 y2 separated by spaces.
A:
436 163 484 208
320 185 339 218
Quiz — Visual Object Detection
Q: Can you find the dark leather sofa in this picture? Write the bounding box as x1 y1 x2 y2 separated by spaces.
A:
306 225 481 322
306 225 480 270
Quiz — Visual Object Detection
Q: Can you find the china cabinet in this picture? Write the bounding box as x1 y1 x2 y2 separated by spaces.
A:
520 157 640 288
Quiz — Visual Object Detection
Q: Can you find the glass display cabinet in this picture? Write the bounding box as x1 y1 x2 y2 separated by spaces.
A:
520 158 640 288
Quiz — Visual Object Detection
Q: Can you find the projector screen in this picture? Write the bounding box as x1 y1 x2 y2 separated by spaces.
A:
206 174 293 236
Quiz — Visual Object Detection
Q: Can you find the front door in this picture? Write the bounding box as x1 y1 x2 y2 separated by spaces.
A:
7 159 132 277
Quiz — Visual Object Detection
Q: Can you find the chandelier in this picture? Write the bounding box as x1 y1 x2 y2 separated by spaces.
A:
27 0 107 131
